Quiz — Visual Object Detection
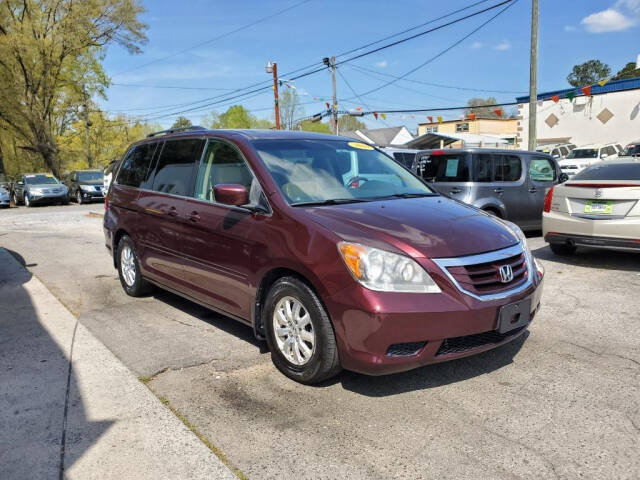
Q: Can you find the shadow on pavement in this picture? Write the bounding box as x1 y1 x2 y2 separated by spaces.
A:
533 244 640 272
0 249 112 479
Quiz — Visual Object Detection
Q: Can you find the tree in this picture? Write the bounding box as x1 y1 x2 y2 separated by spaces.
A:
0 0 147 177
299 120 332 133
613 61 640 81
171 116 193 129
279 89 303 130
465 97 499 117
337 115 366 132
567 60 611 87
205 105 273 129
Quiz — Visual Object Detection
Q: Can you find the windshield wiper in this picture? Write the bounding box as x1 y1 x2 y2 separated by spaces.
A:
291 198 368 207
372 192 439 200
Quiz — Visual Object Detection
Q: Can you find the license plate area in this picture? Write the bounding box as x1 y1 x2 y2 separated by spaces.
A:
584 200 612 214
497 298 532 333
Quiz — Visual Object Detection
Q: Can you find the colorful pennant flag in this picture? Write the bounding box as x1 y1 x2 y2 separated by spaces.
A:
356 106 362 111
566 91 575 102
598 78 610 87
493 109 503 117
381 113 386 120
325 102 330 109
552 95 560 103
373 112 378 120
313 97 319 101
581 85 592 96
468 113 476 121
428 115 433 123
437 116 443 123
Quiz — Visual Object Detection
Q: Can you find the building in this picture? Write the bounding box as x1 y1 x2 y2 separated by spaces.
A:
342 126 414 147
516 76 640 149
417 117 518 148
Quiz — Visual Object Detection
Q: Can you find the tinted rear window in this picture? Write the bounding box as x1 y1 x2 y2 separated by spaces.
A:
150 139 205 196
392 152 416 168
116 143 157 188
473 154 522 182
573 163 640 180
568 149 598 159
419 153 470 182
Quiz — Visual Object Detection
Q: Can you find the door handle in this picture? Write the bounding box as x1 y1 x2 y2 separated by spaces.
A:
449 188 462 194
528 187 537 193
493 188 504 194
167 206 178 217
187 211 200 222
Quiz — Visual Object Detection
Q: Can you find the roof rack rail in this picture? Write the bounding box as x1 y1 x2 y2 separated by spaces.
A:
146 125 207 138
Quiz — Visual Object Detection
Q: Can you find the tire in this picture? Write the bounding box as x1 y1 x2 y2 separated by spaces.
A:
76 190 84 204
264 277 341 384
549 242 576 256
24 194 32 207
62 195 69 205
12 193 20 206
116 235 153 297
483 208 500 217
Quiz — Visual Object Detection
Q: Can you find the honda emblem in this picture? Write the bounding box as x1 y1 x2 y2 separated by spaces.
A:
499 264 514 283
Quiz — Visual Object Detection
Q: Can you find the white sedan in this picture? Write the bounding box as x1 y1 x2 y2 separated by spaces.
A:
542 161 640 254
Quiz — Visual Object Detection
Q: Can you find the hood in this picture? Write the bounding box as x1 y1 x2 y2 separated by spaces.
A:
28 183 65 189
302 196 518 259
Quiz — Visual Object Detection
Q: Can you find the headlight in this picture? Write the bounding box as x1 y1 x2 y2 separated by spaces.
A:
338 242 441 293
81 185 93 191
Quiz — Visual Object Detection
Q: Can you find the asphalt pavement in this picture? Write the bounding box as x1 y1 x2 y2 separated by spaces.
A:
0 202 638 479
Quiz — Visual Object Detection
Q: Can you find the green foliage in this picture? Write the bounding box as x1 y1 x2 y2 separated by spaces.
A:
337 115 366 132
613 62 640 81
299 120 332 133
171 116 193 129
0 0 147 177
205 105 273 129
567 60 611 87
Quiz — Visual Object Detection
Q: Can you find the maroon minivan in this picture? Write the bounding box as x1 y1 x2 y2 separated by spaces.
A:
104 127 545 384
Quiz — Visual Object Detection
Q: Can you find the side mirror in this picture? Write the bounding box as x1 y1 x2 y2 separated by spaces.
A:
213 184 248 206
17 181 24 186
559 173 569 183
600 154 608 159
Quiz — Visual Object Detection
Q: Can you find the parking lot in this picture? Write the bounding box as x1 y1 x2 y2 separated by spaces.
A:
1 203 638 479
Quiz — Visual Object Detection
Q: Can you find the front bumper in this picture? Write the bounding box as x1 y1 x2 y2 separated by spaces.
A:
27 193 67 204
80 188 105 201
325 269 543 376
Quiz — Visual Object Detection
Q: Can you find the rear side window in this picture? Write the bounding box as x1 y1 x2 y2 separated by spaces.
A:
573 163 640 180
529 157 556 182
115 143 156 188
151 139 205 197
392 152 415 168
420 154 470 182
473 154 522 182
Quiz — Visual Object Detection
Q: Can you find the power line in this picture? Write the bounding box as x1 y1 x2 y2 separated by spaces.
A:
348 64 527 94
111 83 236 91
337 68 390 127
112 0 313 76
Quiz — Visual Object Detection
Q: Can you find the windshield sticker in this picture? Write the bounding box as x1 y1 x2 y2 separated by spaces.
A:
348 142 374 151
46 174 54 177
445 159 459 177
26 174 36 177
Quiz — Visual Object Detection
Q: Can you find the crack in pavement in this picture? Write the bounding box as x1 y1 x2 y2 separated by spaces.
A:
567 341 640 368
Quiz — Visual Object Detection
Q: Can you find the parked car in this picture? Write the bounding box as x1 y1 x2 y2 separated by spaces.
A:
411 148 566 231
12 173 69 207
380 147 421 169
103 159 120 193
535 143 576 160
64 169 105 204
558 143 620 178
620 140 640 158
543 160 640 254
0 185 10 208
104 128 545 384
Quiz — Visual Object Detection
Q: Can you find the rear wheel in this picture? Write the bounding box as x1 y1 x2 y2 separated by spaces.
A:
12 192 20 206
116 235 152 296
549 242 576 255
264 277 341 384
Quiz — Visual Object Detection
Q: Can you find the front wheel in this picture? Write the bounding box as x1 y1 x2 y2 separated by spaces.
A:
264 277 341 384
12 193 20 206
116 235 153 297
24 194 32 207
76 190 84 204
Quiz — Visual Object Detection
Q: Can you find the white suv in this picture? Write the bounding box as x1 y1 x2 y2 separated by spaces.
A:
536 143 576 160
558 143 620 178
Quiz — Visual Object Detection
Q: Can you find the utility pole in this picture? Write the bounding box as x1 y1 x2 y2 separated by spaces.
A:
324 56 338 134
527 0 538 151
81 98 93 168
266 61 281 130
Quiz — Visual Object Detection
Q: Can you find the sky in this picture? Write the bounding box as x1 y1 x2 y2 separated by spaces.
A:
99 0 640 132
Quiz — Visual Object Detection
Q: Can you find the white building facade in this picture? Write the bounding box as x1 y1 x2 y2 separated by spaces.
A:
516 77 640 149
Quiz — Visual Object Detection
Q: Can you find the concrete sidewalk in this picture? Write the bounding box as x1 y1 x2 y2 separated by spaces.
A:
0 248 236 480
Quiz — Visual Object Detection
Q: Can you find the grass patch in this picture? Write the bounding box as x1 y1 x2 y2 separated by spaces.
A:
141 383 248 480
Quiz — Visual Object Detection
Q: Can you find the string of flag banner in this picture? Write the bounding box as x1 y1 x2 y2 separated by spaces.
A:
547 77 611 104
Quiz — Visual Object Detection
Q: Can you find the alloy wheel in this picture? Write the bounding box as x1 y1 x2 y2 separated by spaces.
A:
120 245 136 287
77 190 82 204
272 296 315 366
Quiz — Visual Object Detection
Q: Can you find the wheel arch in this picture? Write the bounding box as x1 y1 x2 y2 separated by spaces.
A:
112 228 130 268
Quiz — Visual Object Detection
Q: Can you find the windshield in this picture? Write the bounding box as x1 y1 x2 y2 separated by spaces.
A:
622 144 640 157
253 139 434 205
567 149 598 159
25 174 59 185
573 163 640 180
77 171 103 183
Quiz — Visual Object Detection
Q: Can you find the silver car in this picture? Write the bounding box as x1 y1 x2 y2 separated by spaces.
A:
12 173 69 207
412 148 567 230
0 185 10 208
